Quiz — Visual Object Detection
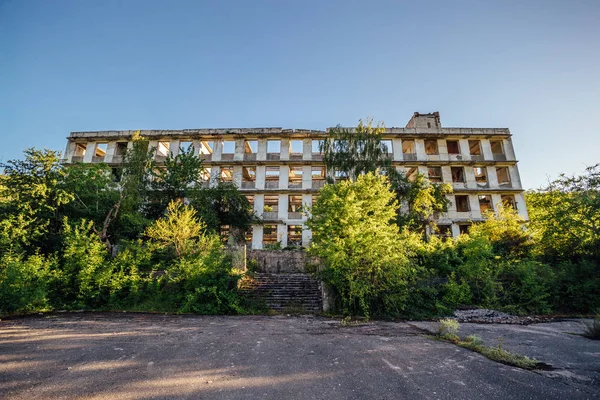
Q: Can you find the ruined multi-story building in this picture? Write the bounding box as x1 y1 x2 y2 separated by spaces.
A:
63 112 528 249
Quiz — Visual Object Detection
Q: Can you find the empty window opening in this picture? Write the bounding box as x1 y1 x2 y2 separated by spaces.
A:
312 166 325 179
115 142 128 156
405 167 418 182
311 194 319 206
501 195 517 209
287 225 302 246
111 167 122 183
451 167 465 183
245 195 254 208
334 170 349 181
179 141 193 153
157 141 170 157
447 140 460 155
479 195 493 213
425 140 439 155
199 167 211 182
222 141 235 154
244 140 258 160
456 195 470 212
468 140 482 156
95 143 107 158
267 140 280 153
288 195 303 213
289 167 303 188
459 224 470 235
402 140 415 154
427 167 443 183
262 224 278 245
381 140 393 155
74 143 87 157
427 122 432 129
312 140 323 154
264 195 279 213
496 167 511 185
290 140 303 155
242 167 256 188
435 224 451 238
200 141 214 155
220 167 233 182
474 167 488 184
265 167 280 188
490 140 504 155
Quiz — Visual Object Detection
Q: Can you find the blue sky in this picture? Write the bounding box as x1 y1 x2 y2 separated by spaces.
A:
1 0 598 189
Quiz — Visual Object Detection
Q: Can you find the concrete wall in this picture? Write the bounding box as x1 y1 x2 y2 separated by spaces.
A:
247 250 320 274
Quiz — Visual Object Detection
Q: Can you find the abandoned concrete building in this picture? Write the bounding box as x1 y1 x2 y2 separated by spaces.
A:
63 112 528 249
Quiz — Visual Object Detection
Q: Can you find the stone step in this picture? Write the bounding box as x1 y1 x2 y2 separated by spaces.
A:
239 272 323 314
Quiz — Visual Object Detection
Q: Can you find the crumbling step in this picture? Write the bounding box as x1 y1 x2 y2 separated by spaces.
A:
239 273 323 314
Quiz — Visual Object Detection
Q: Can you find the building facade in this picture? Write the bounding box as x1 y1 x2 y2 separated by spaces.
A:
63 112 528 249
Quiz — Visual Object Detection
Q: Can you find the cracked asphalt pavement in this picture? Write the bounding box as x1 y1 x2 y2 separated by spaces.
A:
1 313 598 399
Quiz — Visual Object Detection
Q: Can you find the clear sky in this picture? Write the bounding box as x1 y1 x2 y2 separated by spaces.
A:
1 0 598 189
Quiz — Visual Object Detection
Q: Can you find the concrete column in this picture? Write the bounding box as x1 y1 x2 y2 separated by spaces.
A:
438 139 449 161
504 138 516 161
458 139 471 160
277 224 288 248
234 139 244 161
65 141 76 162
278 194 288 220
210 166 220 187
302 224 312 248
280 138 290 161
147 141 157 157
509 165 522 189
169 139 180 158
481 139 493 161
469 194 481 219
491 194 503 213
254 194 265 215
252 225 263 250
451 223 461 238
392 139 403 161
83 142 95 163
464 167 476 189
232 165 243 187
257 139 267 161
103 142 116 163
302 165 311 189
279 166 289 189
256 166 266 189
417 166 428 176
415 139 426 161
302 138 312 160
440 166 452 183
213 140 223 161
487 166 499 187
515 192 529 220
192 140 201 157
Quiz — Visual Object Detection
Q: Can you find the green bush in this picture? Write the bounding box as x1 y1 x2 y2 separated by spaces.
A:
0 252 54 316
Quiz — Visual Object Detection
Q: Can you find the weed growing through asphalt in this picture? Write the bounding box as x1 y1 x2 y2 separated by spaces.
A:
435 320 539 370
583 314 600 340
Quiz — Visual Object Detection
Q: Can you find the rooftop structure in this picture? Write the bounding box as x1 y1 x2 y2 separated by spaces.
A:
63 112 528 248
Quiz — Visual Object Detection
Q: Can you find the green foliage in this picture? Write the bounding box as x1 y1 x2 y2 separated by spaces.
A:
0 148 73 253
583 315 600 340
437 318 460 340
0 252 54 315
307 173 411 318
145 200 205 258
321 118 390 180
190 182 257 244
147 144 204 218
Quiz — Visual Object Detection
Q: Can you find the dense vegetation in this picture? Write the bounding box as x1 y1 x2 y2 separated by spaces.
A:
0 137 256 316
1 126 598 319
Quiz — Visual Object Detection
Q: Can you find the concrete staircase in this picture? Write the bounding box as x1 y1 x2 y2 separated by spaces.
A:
239 273 322 314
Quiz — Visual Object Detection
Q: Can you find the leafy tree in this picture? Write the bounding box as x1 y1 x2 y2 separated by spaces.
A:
0 148 73 253
307 173 411 317
145 200 205 258
190 182 257 245
527 164 600 260
320 118 451 231
147 143 204 218
321 118 390 180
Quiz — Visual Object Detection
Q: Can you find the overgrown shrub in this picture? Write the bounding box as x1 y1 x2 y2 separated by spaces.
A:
0 252 54 316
